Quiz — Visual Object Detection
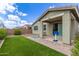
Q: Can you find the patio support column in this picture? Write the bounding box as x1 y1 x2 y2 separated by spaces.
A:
62 11 71 44
47 23 52 36
40 21 43 38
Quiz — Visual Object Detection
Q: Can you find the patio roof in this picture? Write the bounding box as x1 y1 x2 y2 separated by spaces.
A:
42 13 63 23
32 6 79 26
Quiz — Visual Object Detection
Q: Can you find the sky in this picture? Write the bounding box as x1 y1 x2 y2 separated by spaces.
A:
0 3 79 29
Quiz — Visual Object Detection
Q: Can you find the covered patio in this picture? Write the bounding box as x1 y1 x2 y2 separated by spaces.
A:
41 13 66 44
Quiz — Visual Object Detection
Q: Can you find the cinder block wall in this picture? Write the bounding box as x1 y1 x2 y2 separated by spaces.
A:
21 27 32 34
7 27 32 35
7 29 14 35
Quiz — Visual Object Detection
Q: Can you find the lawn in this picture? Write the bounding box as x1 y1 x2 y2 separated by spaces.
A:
0 35 65 56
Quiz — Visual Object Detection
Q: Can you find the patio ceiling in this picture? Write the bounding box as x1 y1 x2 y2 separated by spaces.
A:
42 13 62 23
49 6 79 22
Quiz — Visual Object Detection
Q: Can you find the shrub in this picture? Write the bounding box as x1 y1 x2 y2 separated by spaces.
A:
0 29 7 40
14 29 21 35
72 35 79 56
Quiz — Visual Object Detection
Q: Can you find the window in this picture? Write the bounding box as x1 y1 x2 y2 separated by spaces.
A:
34 26 38 30
43 25 46 30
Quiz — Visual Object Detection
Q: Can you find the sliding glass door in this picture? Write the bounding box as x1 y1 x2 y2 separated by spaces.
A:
53 23 62 36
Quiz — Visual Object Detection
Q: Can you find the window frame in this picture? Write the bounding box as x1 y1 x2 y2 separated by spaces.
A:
34 26 38 30
43 24 46 31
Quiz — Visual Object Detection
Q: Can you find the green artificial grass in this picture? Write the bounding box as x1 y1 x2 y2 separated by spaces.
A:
0 35 65 56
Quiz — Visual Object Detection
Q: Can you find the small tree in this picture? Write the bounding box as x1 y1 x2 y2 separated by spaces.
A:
14 29 21 35
0 29 7 40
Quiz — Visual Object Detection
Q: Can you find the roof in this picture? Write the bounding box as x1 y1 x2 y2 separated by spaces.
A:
32 6 79 26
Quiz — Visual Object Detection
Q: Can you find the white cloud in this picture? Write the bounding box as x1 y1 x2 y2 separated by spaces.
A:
8 14 21 21
4 20 18 29
20 20 28 26
6 14 30 28
22 13 27 16
0 3 7 14
0 3 29 29
0 10 7 14
0 3 7 10
6 4 16 12
0 3 16 14
0 3 28 16
3 20 30 29
0 17 4 21
20 20 32 27
7 14 30 28
49 5 55 8
0 17 17 29
17 11 28 16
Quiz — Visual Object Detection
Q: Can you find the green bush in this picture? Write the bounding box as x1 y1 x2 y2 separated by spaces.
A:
14 29 21 35
72 35 79 56
0 29 7 40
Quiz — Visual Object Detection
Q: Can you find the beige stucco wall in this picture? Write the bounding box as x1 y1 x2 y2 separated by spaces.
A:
62 11 79 44
32 21 43 37
32 21 40 35
62 11 71 44
74 20 79 34
32 21 52 37
71 18 76 41
47 23 53 35
70 13 77 41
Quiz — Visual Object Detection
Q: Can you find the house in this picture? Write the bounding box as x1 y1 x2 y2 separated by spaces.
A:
20 24 32 34
32 6 79 44
20 24 31 30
